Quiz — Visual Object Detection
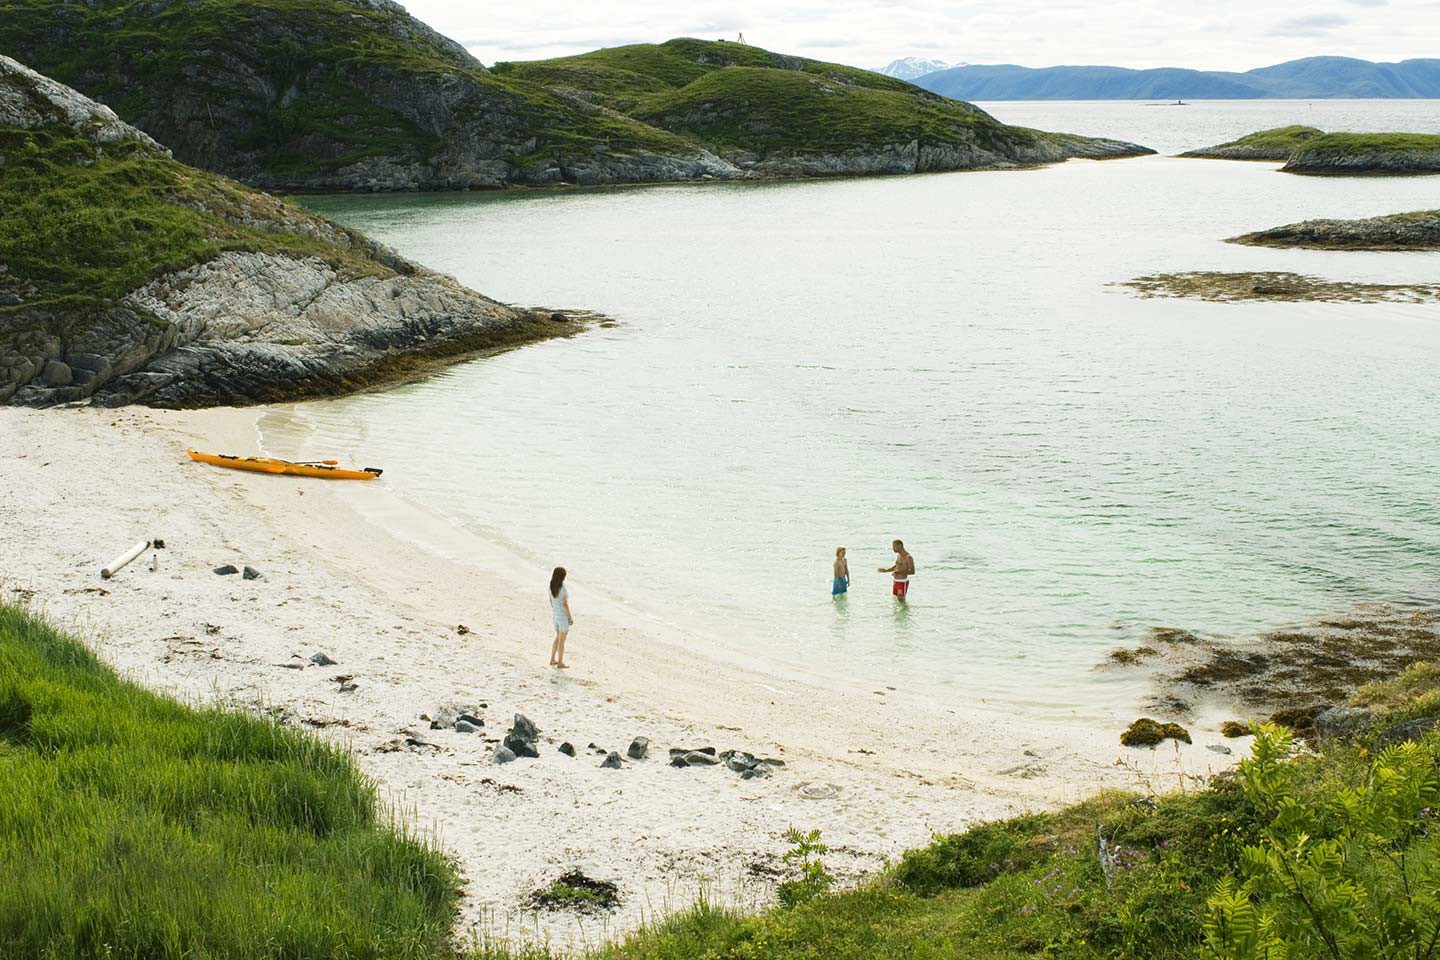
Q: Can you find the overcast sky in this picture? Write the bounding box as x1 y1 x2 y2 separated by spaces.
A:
400 0 1440 72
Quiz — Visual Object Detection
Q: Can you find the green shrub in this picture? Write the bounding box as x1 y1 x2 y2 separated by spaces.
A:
776 828 834 908
892 812 1052 894
1203 724 1440 960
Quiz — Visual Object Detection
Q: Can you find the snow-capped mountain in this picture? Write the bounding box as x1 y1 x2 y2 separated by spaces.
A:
874 57 965 81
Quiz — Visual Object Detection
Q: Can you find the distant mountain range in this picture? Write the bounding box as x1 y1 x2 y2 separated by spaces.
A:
910 56 1440 100
874 57 964 81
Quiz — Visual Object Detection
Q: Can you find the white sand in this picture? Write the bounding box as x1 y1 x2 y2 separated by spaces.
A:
0 405 1238 952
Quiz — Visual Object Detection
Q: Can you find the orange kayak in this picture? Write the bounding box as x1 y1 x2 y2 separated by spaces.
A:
187 450 382 481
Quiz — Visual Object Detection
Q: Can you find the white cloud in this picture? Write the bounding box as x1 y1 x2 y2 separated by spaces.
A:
1268 13 1352 36
397 0 1440 72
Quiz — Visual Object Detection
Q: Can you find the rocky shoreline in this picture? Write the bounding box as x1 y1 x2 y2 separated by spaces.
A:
1 55 594 409
1283 146 1440 176
1229 210 1440 250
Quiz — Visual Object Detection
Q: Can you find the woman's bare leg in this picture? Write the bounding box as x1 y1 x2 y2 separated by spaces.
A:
550 632 561 666
555 631 569 668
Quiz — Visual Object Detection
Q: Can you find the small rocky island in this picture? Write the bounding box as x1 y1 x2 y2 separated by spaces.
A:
0 1 1153 191
1179 125 1322 161
1229 210 1440 250
0 56 583 408
1182 126 1440 175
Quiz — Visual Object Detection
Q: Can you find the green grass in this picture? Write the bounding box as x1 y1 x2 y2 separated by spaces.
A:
505 38 1062 162
1290 131 1440 156
1207 125 1324 150
633 66 1018 155
0 115 408 365
0 125 380 313
0 601 459 959
1352 661 1440 709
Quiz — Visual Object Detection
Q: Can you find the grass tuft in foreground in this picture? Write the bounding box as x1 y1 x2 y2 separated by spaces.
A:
0 601 459 960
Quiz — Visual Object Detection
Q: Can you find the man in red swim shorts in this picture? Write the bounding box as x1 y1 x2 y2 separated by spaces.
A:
878 539 915 602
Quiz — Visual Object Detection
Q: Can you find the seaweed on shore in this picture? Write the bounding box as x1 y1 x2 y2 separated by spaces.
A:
529 870 621 913
1113 605 1440 719
1115 271 1440 304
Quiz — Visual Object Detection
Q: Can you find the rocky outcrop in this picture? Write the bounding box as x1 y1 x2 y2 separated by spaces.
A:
0 56 584 408
1180 126 1322 161
701 135 1149 180
1183 127 1440 175
1229 210 1440 250
1282 147 1440 176
7 252 575 408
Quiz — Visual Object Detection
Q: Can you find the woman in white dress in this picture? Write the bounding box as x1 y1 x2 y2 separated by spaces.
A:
548 567 573 668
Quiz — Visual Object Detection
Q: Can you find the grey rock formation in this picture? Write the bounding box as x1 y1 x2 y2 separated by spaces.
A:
494 744 517 764
1378 716 1440 747
626 737 649 760
600 751 623 769
1180 144 1297 161
1230 211 1440 251
1314 706 1378 740
678 750 720 766
1 57 584 408
1284 150 1440 175
511 714 540 742
0 54 167 151
503 713 540 758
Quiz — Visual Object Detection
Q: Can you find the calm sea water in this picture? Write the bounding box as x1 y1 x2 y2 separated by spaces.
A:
287 101 1440 718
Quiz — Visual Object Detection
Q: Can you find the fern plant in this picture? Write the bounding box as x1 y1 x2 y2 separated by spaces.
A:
1203 724 1440 960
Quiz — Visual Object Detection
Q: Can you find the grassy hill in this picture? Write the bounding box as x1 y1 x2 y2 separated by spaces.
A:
0 0 691 189
0 4 1150 189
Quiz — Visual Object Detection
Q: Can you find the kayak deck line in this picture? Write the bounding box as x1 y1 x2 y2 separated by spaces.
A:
187 450 383 481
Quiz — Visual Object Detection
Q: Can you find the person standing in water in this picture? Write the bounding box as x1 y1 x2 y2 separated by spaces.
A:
832 547 850 596
878 539 915 602
548 567 573 668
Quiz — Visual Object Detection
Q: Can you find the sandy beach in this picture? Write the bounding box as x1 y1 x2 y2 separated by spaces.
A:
0 404 1240 951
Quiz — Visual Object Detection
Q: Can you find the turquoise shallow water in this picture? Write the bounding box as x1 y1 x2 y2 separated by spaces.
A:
288 102 1440 718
